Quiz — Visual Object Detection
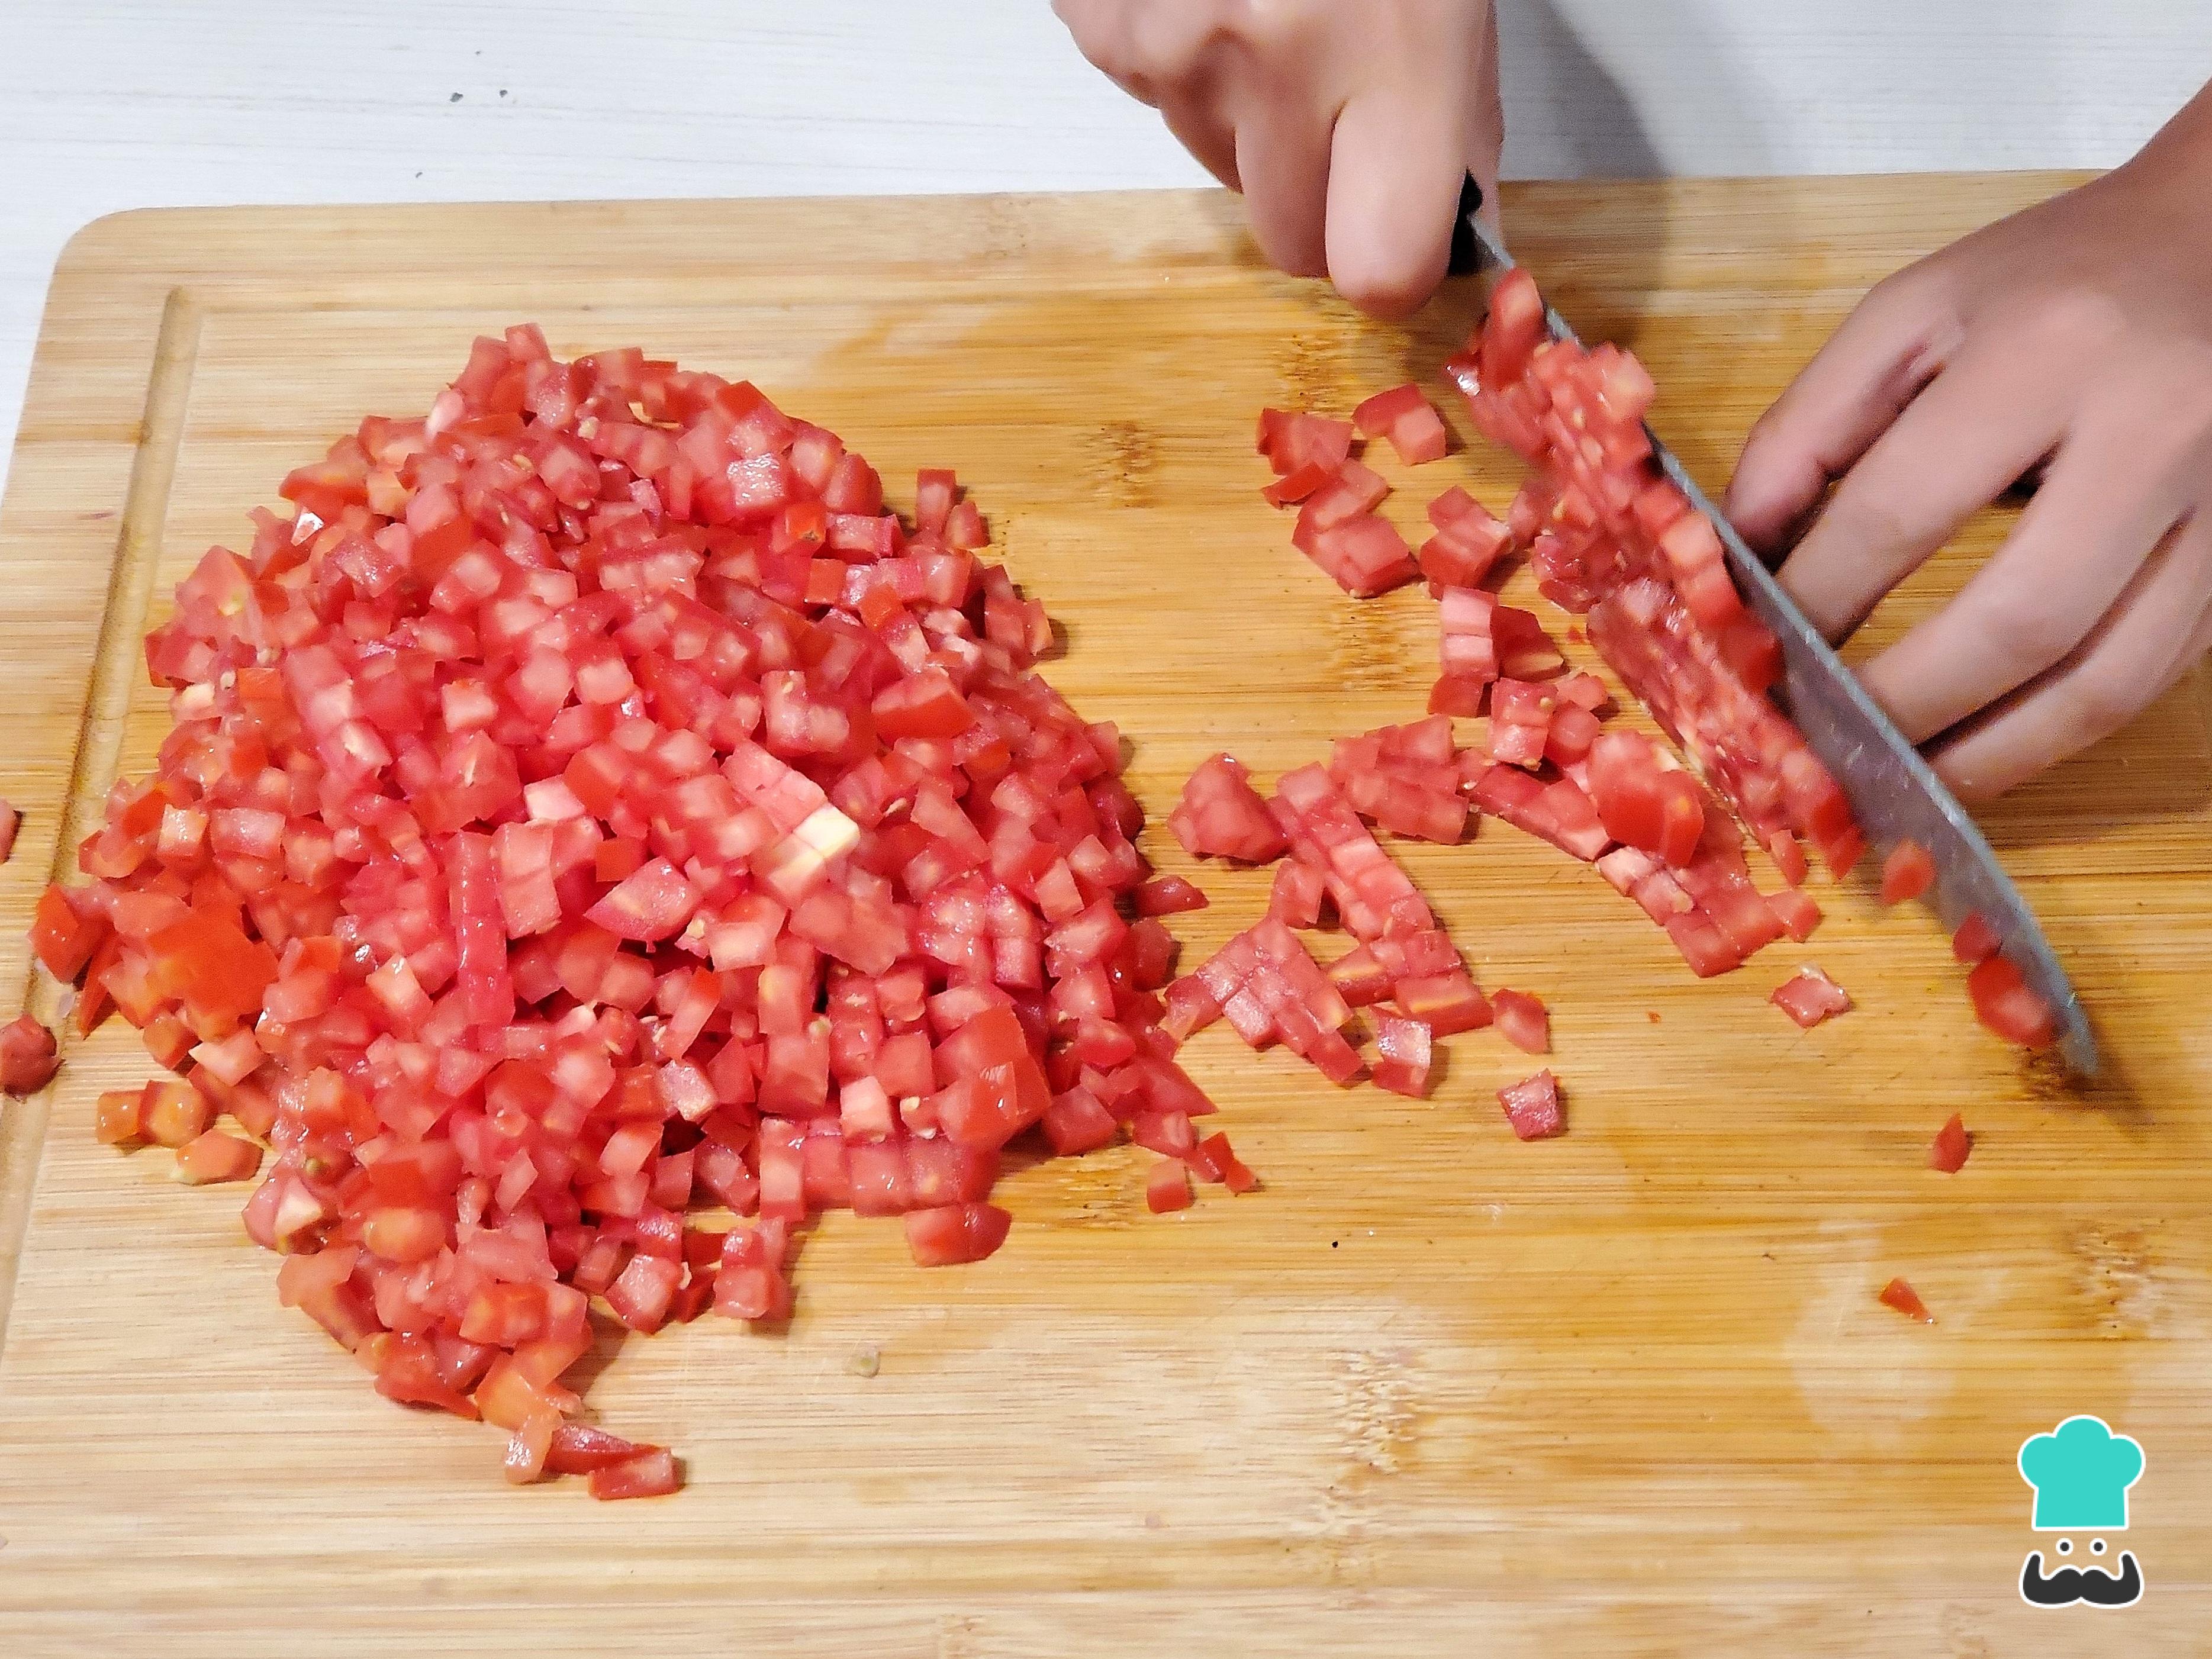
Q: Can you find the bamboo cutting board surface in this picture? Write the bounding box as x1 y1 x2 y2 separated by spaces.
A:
1 179 2208 1656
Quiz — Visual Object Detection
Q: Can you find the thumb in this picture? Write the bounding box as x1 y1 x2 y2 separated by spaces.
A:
1469 0 1504 230
1325 89 1471 320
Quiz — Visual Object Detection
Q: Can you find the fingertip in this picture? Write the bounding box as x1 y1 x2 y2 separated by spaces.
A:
1724 428 1825 557
1324 97 1460 320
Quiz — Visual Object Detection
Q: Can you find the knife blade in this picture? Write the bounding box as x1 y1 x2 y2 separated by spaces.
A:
1454 197 2095 1074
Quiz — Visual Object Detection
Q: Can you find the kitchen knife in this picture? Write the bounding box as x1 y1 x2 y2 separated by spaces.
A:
1450 184 2094 1074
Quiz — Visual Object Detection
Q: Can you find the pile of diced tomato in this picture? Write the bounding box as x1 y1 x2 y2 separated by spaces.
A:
26 328 1263 1496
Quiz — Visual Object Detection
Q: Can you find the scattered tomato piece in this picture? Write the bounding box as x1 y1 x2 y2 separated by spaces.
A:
1928 1112 1972 1174
0 800 17 863
1878 1277 1933 1323
1492 990 1550 1055
0 1014 58 1095
1498 1070 1564 1140
1145 1159 1193 1214
587 1448 683 1501
1770 967 1852 1029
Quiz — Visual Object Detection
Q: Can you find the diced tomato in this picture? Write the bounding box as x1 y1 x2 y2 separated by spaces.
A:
1 1015 59 1095
173 1129 264 1185
31 885 108 982
1144 1159 1192 1214
41 331 1219 1495
1369 1014 1432 1097
1768 887 1823 943
903 1203 1013 1266
1259 410 1354 477
585 858 700 943
1966 955 2058 1049
1491 989 1550 1055
1134 875 1208 917
1879 840 1936 906
1498 1070 1564 1141
1952 913 2002 965
1353 384 1449 465
1770 967 1852 1029
1878 1277 1933 1323
588 1448 683 1500
1927 1112 1972 1174
1586 733 1702 866
545 1423 655 1475
1168 755 1288 864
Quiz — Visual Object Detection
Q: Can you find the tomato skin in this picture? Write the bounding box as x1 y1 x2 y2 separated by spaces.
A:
902 1202 1013 1266
0 1016 60 1095
1134 875 1208 917
545 1423 655 1476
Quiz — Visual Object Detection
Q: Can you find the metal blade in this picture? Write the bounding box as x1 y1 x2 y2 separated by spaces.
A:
1461 211 2094 1074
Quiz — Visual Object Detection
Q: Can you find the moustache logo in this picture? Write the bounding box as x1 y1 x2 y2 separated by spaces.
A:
2020 1550 2143 1608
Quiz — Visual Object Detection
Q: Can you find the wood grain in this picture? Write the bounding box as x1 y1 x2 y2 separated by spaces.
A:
1 179 2208 1655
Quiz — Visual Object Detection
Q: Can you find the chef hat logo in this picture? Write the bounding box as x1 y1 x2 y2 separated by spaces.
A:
2018 1416 2145 1531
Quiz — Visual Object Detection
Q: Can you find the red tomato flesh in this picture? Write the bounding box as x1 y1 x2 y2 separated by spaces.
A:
1145 1158 1192 1213
1769 967 1852 1029
1927 1112 1972 1174
1966 955 2058 1049
1499 1070 1564 1141
0 1016 58 1095
1448 275 1862 880
1168 755 1289 864
1491 989 1550 1055
1952 912 2002 965
1879 840 1936 906
1878 1277 1933 1323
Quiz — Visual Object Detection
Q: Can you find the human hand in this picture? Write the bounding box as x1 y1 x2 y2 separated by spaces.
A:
1725 83 2212 801
1054 0 1503 320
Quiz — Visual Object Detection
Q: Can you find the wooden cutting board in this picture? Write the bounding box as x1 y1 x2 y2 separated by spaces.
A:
2 179 2208 1656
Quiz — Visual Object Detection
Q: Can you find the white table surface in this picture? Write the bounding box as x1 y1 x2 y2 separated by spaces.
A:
2 1 2207 495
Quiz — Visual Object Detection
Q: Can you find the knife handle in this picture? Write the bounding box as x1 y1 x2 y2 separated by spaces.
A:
1447 173 1487 278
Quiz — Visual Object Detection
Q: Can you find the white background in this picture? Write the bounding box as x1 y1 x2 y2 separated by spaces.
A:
2 1 2208 492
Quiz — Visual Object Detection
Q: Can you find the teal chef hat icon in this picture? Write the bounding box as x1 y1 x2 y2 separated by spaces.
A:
2018 1416 2145 1531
